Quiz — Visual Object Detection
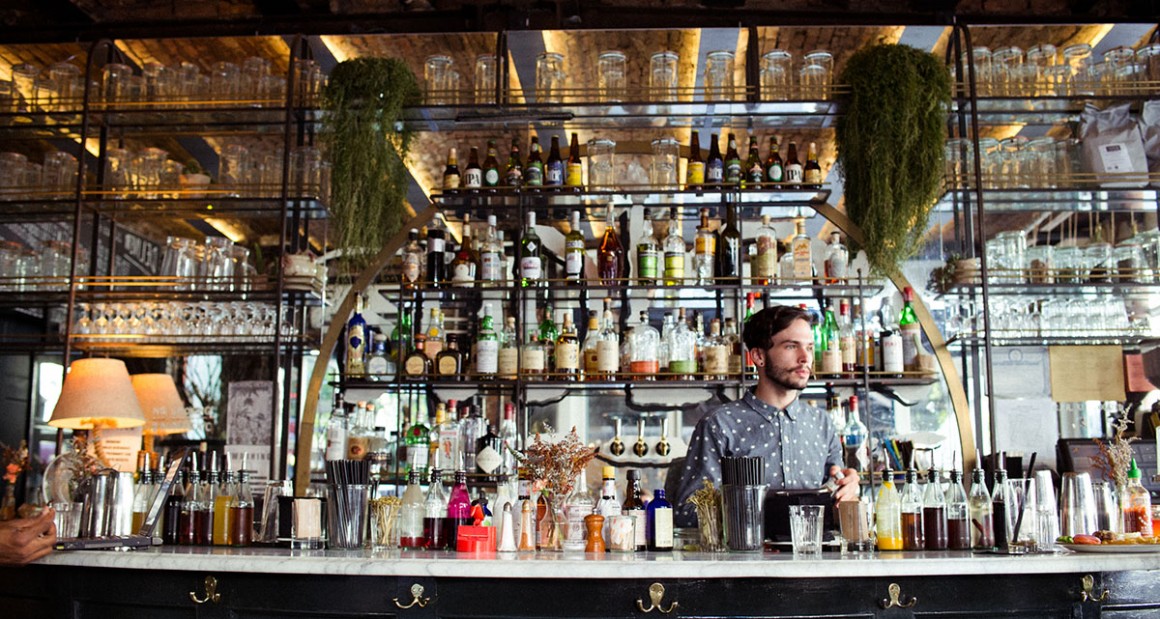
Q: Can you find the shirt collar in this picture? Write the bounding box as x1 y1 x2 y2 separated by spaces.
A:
742 389 798 421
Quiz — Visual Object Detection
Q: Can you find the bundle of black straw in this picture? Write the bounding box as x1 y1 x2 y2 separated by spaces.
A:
721 456 765 486
326 459 370 486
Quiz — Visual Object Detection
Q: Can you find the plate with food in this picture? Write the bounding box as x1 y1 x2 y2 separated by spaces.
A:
1058 532 1160 553
1060 543 1160 553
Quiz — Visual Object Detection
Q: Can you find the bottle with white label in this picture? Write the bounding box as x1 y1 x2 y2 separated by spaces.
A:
646 488 674 550
555 312 581 377
880 327 904 378
475 306 499 378
791 218 813 283
479 214 502 286
564 210 585 282
596 299 620 380
475 424 503 482
594 466 622 546
519 211 542 287
824 231 849 283
497 316 519 379
623 469 648 551
325 394 348 461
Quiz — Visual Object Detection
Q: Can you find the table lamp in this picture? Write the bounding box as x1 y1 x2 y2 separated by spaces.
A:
131 373 191 458
49 358 146 465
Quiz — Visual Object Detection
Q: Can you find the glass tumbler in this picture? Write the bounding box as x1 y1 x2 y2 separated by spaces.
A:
424 55 454 105
104 148 133 193
992 46 1025 97
586 138 616 191
536 52 566 104
802 50 834 99
218 144 250 197
474 54 497 104
1114 242 1147 283
966 47 993 95
11 63 39 111
760 50 793 100
1026 245 1054 284
99 62 134 106
597 50 628 103
1103 46 1138 93
42 150 78 194
161 236 199 289
1053 246 1085 284
650 137 680 190
48 63 83 112
649 51 680 102
1005 478 1039 552
210 61 242 103
1025 44 1057 96
0 152 27 199
704 51 735 101
1063 44 1094 94
201 237 235 290
1137 44 1160 83
1085 241 1114 283
1025 137 1058 187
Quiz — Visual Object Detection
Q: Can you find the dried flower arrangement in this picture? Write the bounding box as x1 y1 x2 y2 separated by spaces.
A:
1094 416 1136 488
2 440 29 485
515 426 596 498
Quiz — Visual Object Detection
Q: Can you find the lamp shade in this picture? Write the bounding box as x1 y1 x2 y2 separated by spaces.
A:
131 373 191 434
49 358 146 429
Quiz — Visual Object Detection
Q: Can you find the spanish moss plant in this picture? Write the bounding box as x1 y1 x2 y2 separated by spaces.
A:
321 57 421 273
836 44 951 276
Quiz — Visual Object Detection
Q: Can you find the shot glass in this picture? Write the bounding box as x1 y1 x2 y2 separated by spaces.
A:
597 50 628 103
704 51 735 101
760 50 793 101
649 51 680 102
536 52 566 104
789 504 823 558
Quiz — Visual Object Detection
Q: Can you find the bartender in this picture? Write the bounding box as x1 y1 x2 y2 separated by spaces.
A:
674 304 860 526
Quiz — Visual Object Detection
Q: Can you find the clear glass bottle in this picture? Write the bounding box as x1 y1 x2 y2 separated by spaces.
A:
398 468 427 549
703 318 729 380
723 317 742 376
693 208 715 285
564 210 585 283
423 469 448 550
497 316 519 380
823 231 849 284
499 402 518 478
521 334 546 379
475 424 503 482
790 218 812 283
876 471 903 550
839 301 856 377
446 470 473 546
458 403 486 476
228 468 254 547
563 471 595 552
424 307 445 360
404 405 430 475
479 214 502 286
627 310 660 379
663 207 686 286
131 465 153 534
946 468 972 550
1123 458 1153 534
667 307 697 379
594 466 622 545
968 465 994 550
992 466 1009 549
636 209 660 285
923 468 949 550
596 299 620 380
901 468 925 551
582 310 602 380
598 206 624 287
843 395 869 473
433 403 460 472
555 311 581 378
401 228 423 289
451 214 477 285
519 210 542 288
212 469 235 546
475 307 499 378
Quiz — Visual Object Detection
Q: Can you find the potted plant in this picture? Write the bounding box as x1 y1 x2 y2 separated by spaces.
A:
836 44 951 276
320 57 421 273
180 160 211 196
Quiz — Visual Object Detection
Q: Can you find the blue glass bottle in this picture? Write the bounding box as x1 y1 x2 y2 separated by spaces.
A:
646 488 674 551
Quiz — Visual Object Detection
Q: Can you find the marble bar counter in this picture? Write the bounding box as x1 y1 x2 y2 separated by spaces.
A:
6 547 1160 618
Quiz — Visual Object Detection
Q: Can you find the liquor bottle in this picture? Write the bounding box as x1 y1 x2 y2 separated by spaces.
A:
458 402 486 475
646 488 674 550
636 209 660 284
475 424 503 482
426 219 447 286
790 218 812 283
482 139 501 190
401 228 423 289
525 136 544 189
131 460 153 533
504 137 523 187
876 471 903 550
843 395 869 473
623 470 648 551
693 208 715 285
879 303 904 378
778 240 795 283
765 135 784 183
447 470 472 549
555 311 581 377
499 402 518 478
433 403 461 472
667 308 697 379
442 147 461 191
498 316 519 380
946 468 972 550
745 136 763 188
345 402 372 461
404 406 430 475
901 468 925 551
820 302 842 375
723 133 742 184
180 467 202 545
839 301 856 377
464 146 483 191
784 141 803 185
702 318 728 380
723 317 742 376
562 471 595 552
435 337 463 379
992 465 1009 549
403 336 431 380
658 312 674 374
522 338 547 380
1124 459 1153 533
479 214 502 286
923 468 949 550
345 294 368 379
598 207 623 287
969 464 995 550
423 469 448 550
325 394 348 460
716 204 742 283
424 308 444 360
519 210 542 287
705 133 724 185
366 333 389 379
538 305 559 370
663 207 686 286
751 215 777 286
163 469 185 545
398 468 427 549
686 131 705 190
594 466 622 545
823 231 849 284
565 132 583 191
212 469 234 546
228 468 254 547
564 210 585 283
582 310 602 379
853 299 875 373
899 287 921 372
450 215 477 285
627 310 660 378
475 307 500 378
803 141 822 188
596 299 620 380
545 136 564 190
196 463 217 546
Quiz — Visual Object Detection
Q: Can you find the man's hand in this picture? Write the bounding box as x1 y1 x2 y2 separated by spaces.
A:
0 508 56 566
829 466 861 503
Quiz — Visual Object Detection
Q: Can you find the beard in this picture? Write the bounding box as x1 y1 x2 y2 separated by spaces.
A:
763 357 811 391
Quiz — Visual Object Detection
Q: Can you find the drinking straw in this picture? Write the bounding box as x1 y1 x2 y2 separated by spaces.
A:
1010 452 1037 548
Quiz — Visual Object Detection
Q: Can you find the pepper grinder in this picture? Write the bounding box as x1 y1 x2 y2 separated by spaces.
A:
584 514 606 553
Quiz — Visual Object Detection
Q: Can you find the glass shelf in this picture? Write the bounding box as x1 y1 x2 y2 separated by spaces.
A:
947 332 1149 347
943 281 1160 297
338 372 937 391
950 91 1160 125
935 186 1159 213
382 280 882 304
70 334 315 357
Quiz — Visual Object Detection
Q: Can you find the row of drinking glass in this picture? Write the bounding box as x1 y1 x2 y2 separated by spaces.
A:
0 57 327 113
985 229 1160 284
161 236 259 292
952 43 1160 98
71 301 296 341
947 295 1150 340
425 48 836 105
0 239 87 290
945 136 1083 190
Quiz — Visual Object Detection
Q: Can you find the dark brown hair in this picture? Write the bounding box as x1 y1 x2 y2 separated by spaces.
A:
741 305 814 351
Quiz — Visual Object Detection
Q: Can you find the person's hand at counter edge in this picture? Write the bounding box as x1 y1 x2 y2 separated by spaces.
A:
0 507 56 566
830 466 861 503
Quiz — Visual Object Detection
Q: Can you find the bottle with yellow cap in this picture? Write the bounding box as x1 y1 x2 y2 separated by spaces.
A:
594 466 622 547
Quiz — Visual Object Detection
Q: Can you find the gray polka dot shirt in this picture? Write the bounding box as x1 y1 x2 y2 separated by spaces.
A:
673 390 842 527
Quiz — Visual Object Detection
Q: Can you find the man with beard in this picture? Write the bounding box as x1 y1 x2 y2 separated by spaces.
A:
673 305 860 526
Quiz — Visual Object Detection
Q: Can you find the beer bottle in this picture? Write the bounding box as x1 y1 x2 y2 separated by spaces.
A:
686 131 705 190
803 141 822 188
525 136 544 189
784 141 803 185
504 138 523 188
723 133 742 185
745 137 763 189
565 132 583 192
442 147 461 192
765 136 784 184
705 133 724 186
483 139 501 191
545 136 564 190
464 147 483 191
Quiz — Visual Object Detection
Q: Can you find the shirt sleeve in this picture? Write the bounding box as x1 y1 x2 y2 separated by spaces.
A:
673 413 726 527
822 411 843 474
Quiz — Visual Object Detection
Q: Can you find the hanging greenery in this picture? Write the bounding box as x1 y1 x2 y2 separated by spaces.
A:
321 57 421 273
836 43 950 276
